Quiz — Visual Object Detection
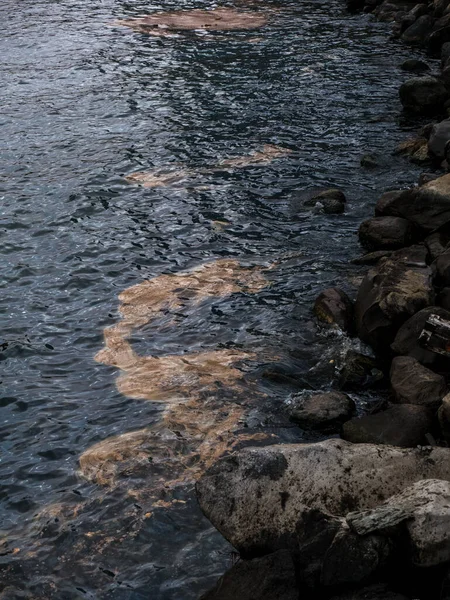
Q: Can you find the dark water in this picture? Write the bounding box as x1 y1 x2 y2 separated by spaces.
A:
0 0 436 597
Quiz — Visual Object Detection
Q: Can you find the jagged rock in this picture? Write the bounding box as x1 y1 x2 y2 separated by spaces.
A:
401 15 435 44
351 250 393 265
437 286 450 309
433 248 450 285
374 190 403 217
314 287 354 332
200 550 298 600
196 438 450 557
341 404 433 447
358 217 416 251
355 246 433 350
361 154 380 168
347 479 450 567
418 172 439 185
400 58 431 72
390 355 446 407
425 231 449 259
438 392 450 442
391 305 450 369
428 119 450 159
338 351 384 389
399 76 448 114
382 173 450 232
288 391 355 431
442 41 450 67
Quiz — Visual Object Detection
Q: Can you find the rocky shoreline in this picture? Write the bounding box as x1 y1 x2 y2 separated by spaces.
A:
194 1 450 598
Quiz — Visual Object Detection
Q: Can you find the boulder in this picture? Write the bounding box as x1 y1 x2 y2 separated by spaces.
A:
401 14 435 44
358 217 416 250
433 248 450 285
374 190 403 217
437 286 450 309
383 173 450 232
303 188 346 205
424 231 449 259
427 25 450 56
288 391 355 431
320 197 345 214
399 76 448 114
361 154 380 168
390 355 446 407
347 479 450 567
196 438 450 557
351 250 393 265
200 550 298 600
314 287 354 332
355 246 433 350
338 350 384 389
438 392 450 441
428 118 450 159
341 404 433 447
400 58 431 72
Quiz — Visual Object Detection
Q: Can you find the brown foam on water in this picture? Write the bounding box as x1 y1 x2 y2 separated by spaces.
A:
214 144 292 169
115 8 268 33
124 168 194 188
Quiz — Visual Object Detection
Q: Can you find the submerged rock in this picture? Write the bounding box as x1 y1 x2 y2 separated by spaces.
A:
196 439 450 557
341 404 433 447
399 76 448 114
390 355 446 408
338 350 384 389
288 391 355 431
400 58 431 72
433 248 450 285
314 287 354 332
358 216 416 250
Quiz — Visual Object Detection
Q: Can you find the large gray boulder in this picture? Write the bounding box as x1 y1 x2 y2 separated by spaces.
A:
358 216 416 251
196 439 450 557
355 246 433 350
428 118 450 159
399 76 448 114
288 391 355 431
314 287 354 333
385 173 450 232
390 356 446 408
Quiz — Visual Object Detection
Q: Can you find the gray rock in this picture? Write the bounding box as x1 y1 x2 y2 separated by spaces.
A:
374 190 403 217
314 287 354 332
427 25 450 57
399 76 448 114
441 41 450 68
288 391 355 431
428 119 450 159
391 305 450 367
355 246 433 350
341 404 433 447
424 231 449 260
438 392 450 442
390 355 446 408
196 438 450 557
304 188 346 204
382 173 450 232
433 248 450 285
358 217 416 251
437 286 450 310
400 58 431 72
321 197 345 214
347 479 450 567
200 550 298 600
338 351 384 389
351 250 393 265
401 15 435 44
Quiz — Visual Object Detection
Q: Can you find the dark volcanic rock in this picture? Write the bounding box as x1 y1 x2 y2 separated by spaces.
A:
200 550 298 600
399 76 448 114
374 190 403 217
358 216 416 250
428 119 450 159
383 173 450 232
437 286 450 309
288 391 355 431
400 58 431 72
314 287 354 332
401 15 435 45
355 246 433 350
390 355 446 407
341 404 433 447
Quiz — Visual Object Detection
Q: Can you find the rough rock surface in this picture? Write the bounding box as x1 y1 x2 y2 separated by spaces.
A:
390 356 446 407
314 287 354 332
399 76 448 114
355 246 433 350
374 190 403 216
347 479 450 567
433 248 450 285
386 173 450 231
196 439 450 557
200 550 298 600
428 118 450 158
341 404 433 447
438 393 450 442
288 391 355 431
338 351 384 389
358 216 416 250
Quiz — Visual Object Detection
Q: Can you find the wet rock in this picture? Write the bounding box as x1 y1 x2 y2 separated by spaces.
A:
418 172 440 185
401 14 435 44
400 60 430 73
390 355 446 407
351 250 393 265
338 350 384 389
433 248 450 285
425 231 449 259
355 246 433 350
196 438 450 557
200 550 298 600
288 391 355 431
303 188 346 205
361 154 380 168
358 216 416 250
374 190 403 217
428 119 450 159
328 584 410 600
347 479 450 567
427 26 450 56
314 287 354 332
437 286 450 309
399 76 448 114
341 404 433 447
320 197 345 214
384 173 450 232
438 392 450 442
391 305 450 367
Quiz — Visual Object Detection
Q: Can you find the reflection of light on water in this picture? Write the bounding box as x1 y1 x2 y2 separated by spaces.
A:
83 259 274 494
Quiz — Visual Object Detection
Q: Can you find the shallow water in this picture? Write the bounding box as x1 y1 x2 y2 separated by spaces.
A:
0 0 437 597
